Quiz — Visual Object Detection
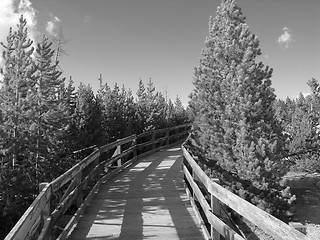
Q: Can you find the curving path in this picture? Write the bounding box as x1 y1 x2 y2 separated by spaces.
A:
67 146 204 240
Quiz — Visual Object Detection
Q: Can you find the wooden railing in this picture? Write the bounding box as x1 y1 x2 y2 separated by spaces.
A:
5 123 191 240
182 137 311 240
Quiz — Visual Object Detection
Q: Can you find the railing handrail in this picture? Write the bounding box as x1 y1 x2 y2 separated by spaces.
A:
5 123 191 240
182 135 311 240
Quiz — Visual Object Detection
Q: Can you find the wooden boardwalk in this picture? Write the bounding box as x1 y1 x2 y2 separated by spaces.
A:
66 146 204 240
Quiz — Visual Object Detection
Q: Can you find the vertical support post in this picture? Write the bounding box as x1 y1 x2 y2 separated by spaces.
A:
76 171 83 207
211 178 220 240
116 144 122 167
93 147 100 179
166 129 170 146
39 182 50 216
39 182 51 240
132 137 137 160
152 132 156 150
192 169 196 200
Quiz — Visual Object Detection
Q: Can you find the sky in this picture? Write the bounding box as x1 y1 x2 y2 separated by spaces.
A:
0 0 319 106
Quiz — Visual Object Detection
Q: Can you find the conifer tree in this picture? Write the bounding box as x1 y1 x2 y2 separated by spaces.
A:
190 0 293 216
136 78 167 131
0 16 36 167
30 35 68 181
73 83 104 149
0 15 37 233
135 79 148 133
173 96 188 125
165 99 175 126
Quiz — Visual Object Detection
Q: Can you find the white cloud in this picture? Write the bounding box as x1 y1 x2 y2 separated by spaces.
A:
0 0 39 44
278 27 293 49
0 0 39 82
84 14 92 24
46 14 60 36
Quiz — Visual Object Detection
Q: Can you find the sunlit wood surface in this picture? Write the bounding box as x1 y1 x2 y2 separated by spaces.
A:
67 146 204 240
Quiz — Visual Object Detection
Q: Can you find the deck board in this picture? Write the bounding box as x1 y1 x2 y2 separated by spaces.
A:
67 146 204 240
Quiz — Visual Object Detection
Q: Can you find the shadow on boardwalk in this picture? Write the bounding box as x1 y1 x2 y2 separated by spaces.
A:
67 146 204 240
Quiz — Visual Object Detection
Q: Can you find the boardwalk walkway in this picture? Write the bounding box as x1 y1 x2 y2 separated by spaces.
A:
67 145 204 240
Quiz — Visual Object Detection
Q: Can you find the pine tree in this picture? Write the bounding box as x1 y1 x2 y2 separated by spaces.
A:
73 83 104 149
165 99 175 126
136 78 168 132
135 79 147 133
0 15 38 234
173 96 188 125
190 0 293 217
30 35 68 181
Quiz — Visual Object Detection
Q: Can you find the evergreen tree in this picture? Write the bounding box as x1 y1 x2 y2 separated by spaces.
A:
135 79 148 133
136 78 167 132
190 0 293 217
0 15 37 234
97 78 112 143
165 99 175 126
73 83 104 150
173 96 188 125
60 77 79 153
30 35 68 181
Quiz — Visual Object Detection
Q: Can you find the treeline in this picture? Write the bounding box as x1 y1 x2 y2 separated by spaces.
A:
0 16 189 237
274 78 320 172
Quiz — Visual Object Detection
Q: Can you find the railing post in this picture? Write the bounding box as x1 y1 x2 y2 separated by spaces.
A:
116 144 122 167
211 178 221 240
132 138 137 160
39 182 51 240
166 129 170 146
152 132 156 149
39 182 50 217
94 147 100 179
192 169 196 200
76 171 83 207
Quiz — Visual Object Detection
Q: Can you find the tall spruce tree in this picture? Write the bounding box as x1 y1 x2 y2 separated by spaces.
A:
190 0 293 216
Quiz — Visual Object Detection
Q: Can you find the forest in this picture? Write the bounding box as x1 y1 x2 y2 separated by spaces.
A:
0 16 190 238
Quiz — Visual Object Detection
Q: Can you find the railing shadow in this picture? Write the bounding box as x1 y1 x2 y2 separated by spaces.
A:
67 146 203 239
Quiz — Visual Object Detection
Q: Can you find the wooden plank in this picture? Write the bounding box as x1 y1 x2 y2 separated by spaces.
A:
51 149 100 193
136 140 153 150
166 129 170 145
154 136 167 145
211 179 221 240
102 146 134 168
38 216 52 240
182 146 311 240
4 184 52 240
169 123 191 131
58 177 78 206
57 174 104 240
99 134 136 152
184 166 245 240
169 131 189 141
185 187 211 240
57 155 137 240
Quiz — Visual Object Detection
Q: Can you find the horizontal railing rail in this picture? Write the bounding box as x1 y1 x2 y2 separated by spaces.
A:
182 135 311 240
5 123 191 240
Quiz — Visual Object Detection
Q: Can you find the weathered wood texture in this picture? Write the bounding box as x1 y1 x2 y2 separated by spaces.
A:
66 145 203 239
182 143 311 240
5 124 191 240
